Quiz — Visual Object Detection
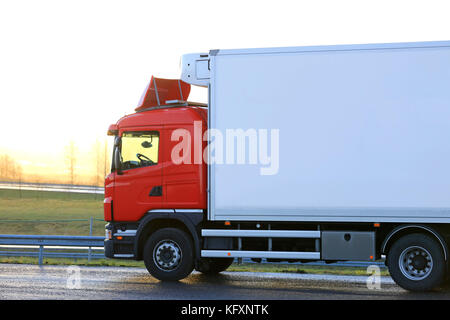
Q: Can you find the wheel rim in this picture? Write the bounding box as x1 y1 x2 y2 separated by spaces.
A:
153 239 182 271
398 246 433 281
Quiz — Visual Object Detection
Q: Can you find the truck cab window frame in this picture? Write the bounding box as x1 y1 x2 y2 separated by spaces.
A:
118 131 160 171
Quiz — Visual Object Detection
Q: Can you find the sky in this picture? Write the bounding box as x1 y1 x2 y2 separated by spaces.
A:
0 0 449 183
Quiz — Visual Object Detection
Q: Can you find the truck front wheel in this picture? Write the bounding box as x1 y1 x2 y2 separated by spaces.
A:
387 233 446 291
196 258 234 275
143 228 194 281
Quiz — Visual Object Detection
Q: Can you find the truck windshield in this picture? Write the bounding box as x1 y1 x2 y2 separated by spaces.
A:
120 131 159 170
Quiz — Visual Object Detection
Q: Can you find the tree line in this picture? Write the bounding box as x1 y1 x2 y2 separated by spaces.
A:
64 139 111 186
0 138 111 187
0 155 23 182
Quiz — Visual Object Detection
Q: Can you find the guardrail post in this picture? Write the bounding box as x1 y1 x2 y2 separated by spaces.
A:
38 245 44 266
88 217 93 262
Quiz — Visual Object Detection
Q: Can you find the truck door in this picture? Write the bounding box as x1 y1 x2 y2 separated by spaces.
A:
113 128 162 221
162 123 207 209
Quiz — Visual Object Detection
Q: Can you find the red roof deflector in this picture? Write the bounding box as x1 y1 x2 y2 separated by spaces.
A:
135 76 191 112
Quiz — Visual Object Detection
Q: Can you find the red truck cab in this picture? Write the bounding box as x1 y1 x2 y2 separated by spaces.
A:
103 77 223 278
104 106 207 222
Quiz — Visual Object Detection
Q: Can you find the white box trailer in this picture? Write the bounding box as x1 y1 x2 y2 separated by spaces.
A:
183 41 450 224
177 41 450 291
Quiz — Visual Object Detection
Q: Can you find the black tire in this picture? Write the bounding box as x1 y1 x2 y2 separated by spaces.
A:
387 233 446 291
143 228 194 281
196 258 234 274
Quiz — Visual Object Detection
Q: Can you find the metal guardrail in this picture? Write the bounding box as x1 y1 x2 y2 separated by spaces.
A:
0 181 104 194
0 234 105 266
0 233 386 269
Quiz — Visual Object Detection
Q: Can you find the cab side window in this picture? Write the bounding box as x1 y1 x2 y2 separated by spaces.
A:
121 131 159 170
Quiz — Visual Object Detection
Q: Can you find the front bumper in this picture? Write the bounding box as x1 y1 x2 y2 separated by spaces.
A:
104 223 137 259
104 239 115 258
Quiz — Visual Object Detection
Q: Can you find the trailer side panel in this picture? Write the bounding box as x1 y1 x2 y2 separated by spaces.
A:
209 42 450 223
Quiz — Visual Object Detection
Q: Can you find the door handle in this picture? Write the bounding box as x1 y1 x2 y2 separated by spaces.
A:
149 186 162 196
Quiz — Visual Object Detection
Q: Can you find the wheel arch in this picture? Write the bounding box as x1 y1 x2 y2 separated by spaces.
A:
134 211 203 261
381 224 449 262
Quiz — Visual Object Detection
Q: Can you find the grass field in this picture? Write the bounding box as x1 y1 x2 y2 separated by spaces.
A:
0 188 104 235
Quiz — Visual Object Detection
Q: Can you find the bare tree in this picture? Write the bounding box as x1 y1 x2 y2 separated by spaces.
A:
16 163 23 198
103 138 111 178
65 141 78 186
0 154 22 184
91 138 111 186
89 139 111 199
0 155 5 180
0 155 12 180
92 139 102 187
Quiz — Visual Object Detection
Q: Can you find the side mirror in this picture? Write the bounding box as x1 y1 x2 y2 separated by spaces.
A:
114 135 121 147
114 136 123 175
114 148 122 175
141 141 152 148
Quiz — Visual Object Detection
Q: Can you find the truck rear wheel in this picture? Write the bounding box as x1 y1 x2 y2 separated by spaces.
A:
196 258 234 274
143 228 194 281
387 233 445 291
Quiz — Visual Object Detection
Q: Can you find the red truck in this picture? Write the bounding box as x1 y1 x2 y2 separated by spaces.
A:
104 76 213 280
105 42 450 291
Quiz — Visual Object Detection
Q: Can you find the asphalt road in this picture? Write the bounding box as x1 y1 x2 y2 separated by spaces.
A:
1 263 450 300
